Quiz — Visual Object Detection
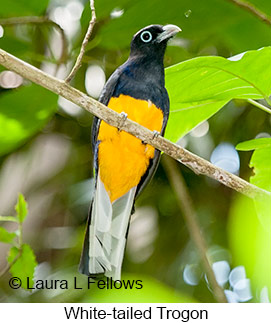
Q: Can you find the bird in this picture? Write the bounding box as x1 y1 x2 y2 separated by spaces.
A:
79 24 181 280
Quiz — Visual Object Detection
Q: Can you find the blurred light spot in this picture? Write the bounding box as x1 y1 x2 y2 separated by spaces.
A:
50 3 81 38
207 245 231 264
35 262 51 281
212 260 231 286
229 266 246 288
36 109 49 120
184 9 192 18
44 226 76 249
48 29 63 62
210 142 240 174
169 38 189 48
183 264 202 286
0 71 23 89
66 1 84 21
85 65 106 99
110 8 124 19
228 52 245 61
199 46 218 56
260 286 270 303
224 290 239 303
177 136 188 148
127 207 158 263
58 96 82 116
255 132 270 139
0 25 4 38
190 121 209 138
233 279 253 302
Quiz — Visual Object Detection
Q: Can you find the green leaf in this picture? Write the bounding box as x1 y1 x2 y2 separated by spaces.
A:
249 146 271 228
164 47 271 142
236 138 271 151
0 83 57 156
0 227 16 243
7 244 37 289
15 193 28 223
250 146 271 191
237 138 271 227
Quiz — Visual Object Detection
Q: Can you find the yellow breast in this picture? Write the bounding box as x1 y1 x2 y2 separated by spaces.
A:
97 94 163 202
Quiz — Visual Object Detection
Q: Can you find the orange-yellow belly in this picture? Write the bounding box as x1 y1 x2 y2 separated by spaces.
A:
97 94 163 202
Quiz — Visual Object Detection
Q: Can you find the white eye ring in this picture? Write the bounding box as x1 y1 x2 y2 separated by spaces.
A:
140 31 152 43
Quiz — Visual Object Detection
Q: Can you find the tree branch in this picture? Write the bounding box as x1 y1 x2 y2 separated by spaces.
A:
163 156 227 303
0 16 68 65
65 0 96 83
226 0 271 25
0 47 270 200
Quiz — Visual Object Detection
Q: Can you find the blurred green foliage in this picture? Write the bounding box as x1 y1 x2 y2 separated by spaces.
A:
0 85 57 156
0 0 270 303
228 195 271 298
0 194 37 289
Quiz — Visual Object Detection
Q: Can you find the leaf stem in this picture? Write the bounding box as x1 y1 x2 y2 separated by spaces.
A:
247 99 271 115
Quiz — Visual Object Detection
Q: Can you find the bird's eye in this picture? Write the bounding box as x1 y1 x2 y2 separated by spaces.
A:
140 31 152 43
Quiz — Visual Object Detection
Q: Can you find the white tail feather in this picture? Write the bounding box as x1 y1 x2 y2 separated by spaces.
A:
88 173 136 280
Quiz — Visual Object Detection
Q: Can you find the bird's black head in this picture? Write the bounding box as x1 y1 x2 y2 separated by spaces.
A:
130 24 181 60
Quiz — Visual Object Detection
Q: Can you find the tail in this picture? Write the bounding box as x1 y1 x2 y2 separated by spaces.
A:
79 173 136 280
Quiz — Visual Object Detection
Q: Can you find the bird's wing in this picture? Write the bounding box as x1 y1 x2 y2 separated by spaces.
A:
91 66 123 152
135 88 169 199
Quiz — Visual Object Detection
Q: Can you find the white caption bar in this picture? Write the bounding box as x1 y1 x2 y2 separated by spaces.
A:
0 303 270 322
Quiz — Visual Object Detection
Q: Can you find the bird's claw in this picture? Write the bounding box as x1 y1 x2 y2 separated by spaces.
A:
152 130 160 139
118 112 128 129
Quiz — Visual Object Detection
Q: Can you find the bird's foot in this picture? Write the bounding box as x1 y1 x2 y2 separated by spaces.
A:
152 130 160 139
118 112 128 130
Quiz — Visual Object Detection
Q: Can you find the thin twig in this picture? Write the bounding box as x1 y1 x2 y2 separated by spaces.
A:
247 99 271 115
65 0 96 83
226 0 271 25
0 48 270 200
162 156 227 303
0 16 68 65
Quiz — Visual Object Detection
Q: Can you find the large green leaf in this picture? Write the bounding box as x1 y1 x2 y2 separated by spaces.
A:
164 47 271 142
0 84 57 156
